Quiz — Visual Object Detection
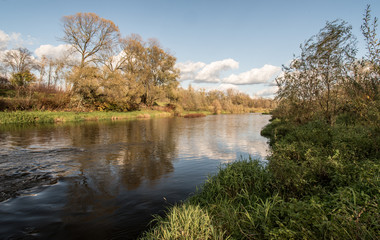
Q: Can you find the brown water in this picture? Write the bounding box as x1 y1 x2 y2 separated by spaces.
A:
0 114 270 239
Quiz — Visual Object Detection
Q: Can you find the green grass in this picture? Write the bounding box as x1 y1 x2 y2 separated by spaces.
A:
0 110 172 124
140 119 380 239
140 204 226 240
180 110 213 116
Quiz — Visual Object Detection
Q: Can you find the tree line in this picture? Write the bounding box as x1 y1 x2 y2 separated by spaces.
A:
0 12 274 112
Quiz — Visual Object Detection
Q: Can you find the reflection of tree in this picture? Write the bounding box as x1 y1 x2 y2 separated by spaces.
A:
67 118 178 191
114 118 177 190
60 118 178 236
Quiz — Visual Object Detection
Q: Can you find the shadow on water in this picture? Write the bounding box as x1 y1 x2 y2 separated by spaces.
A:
0 114 271 239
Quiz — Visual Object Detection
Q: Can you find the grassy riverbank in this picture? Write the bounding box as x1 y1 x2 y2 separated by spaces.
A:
140 119 379 239
0 110 173 124
0 109 273 125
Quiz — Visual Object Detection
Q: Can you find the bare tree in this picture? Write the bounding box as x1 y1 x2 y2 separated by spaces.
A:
2 47 36 74
61 12 120 68
1 47 38 86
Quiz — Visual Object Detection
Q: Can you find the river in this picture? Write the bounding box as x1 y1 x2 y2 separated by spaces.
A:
0 114 270 239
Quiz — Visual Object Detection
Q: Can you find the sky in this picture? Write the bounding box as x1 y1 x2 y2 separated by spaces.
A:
0 0 379 98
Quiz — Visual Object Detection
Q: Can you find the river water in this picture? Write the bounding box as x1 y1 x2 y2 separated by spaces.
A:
0 114 270 239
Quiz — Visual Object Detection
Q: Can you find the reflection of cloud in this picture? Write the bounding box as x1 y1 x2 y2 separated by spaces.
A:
177 115 270 164
222 64 281 85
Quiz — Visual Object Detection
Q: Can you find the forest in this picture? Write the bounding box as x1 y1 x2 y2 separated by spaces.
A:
0 12 275 116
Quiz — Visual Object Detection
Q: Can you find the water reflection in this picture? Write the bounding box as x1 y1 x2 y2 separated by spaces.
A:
0 114 270 239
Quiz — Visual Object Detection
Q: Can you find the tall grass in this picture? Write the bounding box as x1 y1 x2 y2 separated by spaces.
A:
140 204 226 240
140 119 379 239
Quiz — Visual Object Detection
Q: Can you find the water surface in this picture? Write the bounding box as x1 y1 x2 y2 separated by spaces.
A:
0 114 270 239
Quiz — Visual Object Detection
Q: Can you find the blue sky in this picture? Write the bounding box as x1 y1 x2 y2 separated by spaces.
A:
0 0 379 97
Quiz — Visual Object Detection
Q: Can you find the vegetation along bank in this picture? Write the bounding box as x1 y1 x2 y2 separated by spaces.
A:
140 6 379 239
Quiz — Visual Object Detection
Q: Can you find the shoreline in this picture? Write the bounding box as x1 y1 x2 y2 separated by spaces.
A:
0 109 271 125
0 110 174 125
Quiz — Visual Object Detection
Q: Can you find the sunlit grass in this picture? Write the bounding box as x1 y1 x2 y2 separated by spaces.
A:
141 204 226 240
0 110 172 124
140 118 379 239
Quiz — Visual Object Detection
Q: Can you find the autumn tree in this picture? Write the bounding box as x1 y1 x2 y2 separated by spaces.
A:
120 35 179 106
61 12 120 105
276 20 357 124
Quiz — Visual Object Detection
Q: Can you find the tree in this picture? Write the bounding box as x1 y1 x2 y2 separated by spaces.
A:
10 70 36 87
61 12 120 68
120 35 179 106
37 52 72 88
345 5 380 126
1 48 37 86
2 48 35 73
276 20 357 124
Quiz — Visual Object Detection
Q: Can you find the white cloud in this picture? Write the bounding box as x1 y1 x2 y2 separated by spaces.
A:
175 61 206 80
35 44 72 60
255 86 278 97
195 59 239 83
216 83 239 91
176 59 238 83
0 29 36 51
222 64 281 85
176 59 281 87
0 30 10 50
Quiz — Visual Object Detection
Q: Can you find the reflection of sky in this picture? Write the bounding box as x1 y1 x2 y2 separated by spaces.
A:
175 114 270 164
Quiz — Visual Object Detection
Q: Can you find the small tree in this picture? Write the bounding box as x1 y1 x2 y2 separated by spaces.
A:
10 70 36 87
276 20 357 124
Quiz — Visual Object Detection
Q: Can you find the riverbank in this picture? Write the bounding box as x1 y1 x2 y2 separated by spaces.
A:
140 119 380 239
0 110 175 125
0 109 273 125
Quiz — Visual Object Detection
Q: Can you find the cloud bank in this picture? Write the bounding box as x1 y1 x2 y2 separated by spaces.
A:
194 59 239 83
176 59 280 86
175 61 206 80
255 86 278 97
0 30 35 51
222 64 281 85
35 44 72 60
0 30 10 50
176 59 239 83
